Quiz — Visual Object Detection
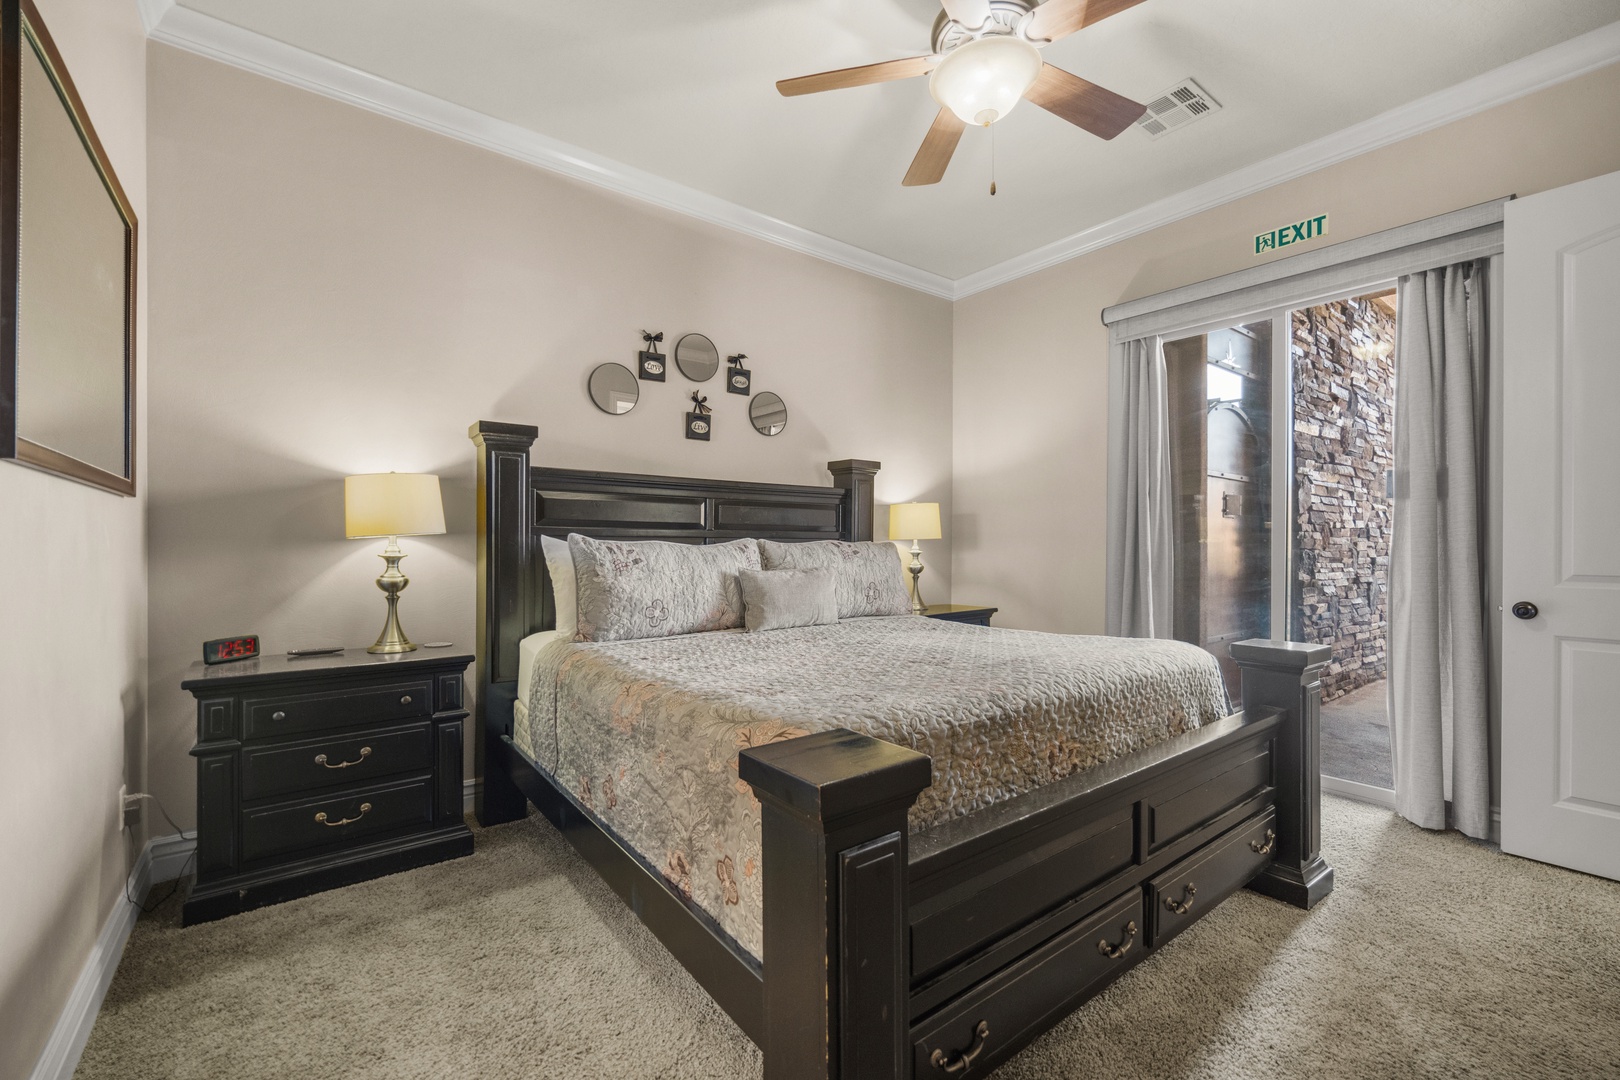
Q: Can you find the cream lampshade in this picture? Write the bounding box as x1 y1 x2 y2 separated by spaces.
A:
345 473 446 653
888 502 943 615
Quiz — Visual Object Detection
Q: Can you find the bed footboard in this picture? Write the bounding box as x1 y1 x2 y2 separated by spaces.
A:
743 640 1331 1080
740 730 932 1080
1233 639 1334 908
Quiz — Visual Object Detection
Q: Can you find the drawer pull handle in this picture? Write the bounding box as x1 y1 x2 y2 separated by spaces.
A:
314 747 372 769
271 711 286 722
1165 883 1197 915
314 802 372 827
1249 829 1276 855
930 1020 989 1075
1096 919 1137 960
401 695 412 705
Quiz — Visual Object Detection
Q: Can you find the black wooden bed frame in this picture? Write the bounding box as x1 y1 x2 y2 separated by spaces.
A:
470 421 1333 1080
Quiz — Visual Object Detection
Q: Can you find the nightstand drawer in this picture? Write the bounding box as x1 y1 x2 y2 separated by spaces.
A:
241 722 433 802
243 679 432 740
242 777 434 863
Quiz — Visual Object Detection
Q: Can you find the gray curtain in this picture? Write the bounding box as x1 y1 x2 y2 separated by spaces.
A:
1106 336 1174 638
1390 259 1493 838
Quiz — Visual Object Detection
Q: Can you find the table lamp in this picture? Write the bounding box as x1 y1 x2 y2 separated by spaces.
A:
345 472 446 653
888 501 942 615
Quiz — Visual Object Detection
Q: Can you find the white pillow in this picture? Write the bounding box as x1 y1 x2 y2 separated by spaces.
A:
540 534 578 638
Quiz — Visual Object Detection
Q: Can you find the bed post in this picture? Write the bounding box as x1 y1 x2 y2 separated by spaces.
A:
469 421 539 827
827 459 880 542
740 729 931 1080
1231 639 1335 909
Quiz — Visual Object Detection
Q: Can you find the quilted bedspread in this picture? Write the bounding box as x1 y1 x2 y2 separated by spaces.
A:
518 615 1228 962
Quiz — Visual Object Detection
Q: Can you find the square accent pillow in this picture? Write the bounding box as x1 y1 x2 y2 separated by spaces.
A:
757 539 911 619
568 535 760 642
739 568 840 633
539 533 578 639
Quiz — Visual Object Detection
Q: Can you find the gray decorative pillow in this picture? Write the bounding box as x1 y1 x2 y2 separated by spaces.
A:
739 568 840 633
569 535 760 642
757 539 911 619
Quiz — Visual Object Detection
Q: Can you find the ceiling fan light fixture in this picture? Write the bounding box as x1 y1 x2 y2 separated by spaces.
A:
928 35 1042 126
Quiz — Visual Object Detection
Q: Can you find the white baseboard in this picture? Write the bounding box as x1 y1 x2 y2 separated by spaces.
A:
29 780 484 1080
1321 774 1396 808
28 829 194 1080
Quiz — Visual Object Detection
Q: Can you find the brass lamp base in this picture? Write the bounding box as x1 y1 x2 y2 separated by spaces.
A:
907 541 929 615
368 536 418 654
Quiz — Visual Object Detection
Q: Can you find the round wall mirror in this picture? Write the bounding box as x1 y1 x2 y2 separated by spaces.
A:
588 363 640 414
749 392 787 436
674 333 720 382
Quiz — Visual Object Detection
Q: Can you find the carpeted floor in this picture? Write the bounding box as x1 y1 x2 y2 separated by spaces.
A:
77 797 1620 1080
1321 679 1394 789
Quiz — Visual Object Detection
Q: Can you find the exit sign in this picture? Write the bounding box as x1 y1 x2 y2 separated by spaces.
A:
1255 213 1328 255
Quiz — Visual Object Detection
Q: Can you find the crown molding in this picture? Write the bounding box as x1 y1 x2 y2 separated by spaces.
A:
952 19 1620 298
140 2 1619 301
135 0 172 34
142 1 957 300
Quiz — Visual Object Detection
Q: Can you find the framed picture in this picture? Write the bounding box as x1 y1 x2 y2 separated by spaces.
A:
726 354 751 395
686 392 712 440
638 330 665 381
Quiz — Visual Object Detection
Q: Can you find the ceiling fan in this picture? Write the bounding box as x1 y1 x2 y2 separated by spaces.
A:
777 0 1149 187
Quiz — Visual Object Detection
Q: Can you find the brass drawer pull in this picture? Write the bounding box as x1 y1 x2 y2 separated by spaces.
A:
1097 919 1137 960
315 802 371 827
271 710 286 722
1165 883 1197 915
1250 829 1276 855
315 746 372 769
930 1020 989 1075
400 695 412 705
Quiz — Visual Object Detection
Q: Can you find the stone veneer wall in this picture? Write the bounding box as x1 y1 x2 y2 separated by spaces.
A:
1292 297 1396 702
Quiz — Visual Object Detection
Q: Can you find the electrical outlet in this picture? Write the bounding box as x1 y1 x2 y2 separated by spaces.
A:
120 787 143 829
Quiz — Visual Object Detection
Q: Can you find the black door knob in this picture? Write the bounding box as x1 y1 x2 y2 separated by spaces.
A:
1512 602 1539 620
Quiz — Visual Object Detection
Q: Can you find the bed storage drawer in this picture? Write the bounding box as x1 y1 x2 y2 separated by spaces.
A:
241 776 434 863
240 722 434 802
242 680 432 740
909 807 1134 981
1147 808 1276 947
1143 743 1273 852
912 889 1143 1078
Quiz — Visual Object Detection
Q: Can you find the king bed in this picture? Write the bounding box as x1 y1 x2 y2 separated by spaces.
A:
470 421 1333 1080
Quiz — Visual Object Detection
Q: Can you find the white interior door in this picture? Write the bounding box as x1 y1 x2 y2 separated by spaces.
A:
1500 169 1620 880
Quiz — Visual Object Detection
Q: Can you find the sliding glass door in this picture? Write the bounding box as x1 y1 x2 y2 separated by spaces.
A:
1165 289 1397 793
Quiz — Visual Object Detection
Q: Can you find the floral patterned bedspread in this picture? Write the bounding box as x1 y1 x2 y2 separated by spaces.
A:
518 616 1229 962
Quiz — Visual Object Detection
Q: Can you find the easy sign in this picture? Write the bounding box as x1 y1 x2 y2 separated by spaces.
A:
1255 213 1328 255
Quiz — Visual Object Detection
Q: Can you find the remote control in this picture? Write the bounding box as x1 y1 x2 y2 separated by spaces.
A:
287 646 345 657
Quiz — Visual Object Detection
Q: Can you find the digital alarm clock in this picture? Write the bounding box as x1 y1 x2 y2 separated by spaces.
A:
203 634 260 665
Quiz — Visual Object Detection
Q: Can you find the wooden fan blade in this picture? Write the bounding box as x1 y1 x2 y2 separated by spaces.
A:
776 55 938 97
902 108 966 186
940 0 993 29
1027 0 1150 43
1025 63 1146 139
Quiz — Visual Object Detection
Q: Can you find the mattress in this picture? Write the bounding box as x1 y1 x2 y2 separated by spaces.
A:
519 616 1228 962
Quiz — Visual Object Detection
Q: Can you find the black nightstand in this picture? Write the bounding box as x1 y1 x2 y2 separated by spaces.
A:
922 604 998 627
181 648 475 925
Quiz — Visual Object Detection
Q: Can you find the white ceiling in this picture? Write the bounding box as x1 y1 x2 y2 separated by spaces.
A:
174 0 1620 281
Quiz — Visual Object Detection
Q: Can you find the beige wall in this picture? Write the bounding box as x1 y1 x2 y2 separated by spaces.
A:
0 1 147 1075
952 62 1620 634
144 45 954 828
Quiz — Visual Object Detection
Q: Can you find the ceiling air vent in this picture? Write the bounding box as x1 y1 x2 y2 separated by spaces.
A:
1135 78 1221 139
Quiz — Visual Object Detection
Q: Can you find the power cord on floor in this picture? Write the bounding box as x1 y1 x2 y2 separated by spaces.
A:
123 793 197 914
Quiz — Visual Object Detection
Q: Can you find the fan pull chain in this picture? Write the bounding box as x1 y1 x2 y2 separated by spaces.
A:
989 123 998 196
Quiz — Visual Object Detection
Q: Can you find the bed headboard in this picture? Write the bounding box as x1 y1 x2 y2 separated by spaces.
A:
468 419 879 770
